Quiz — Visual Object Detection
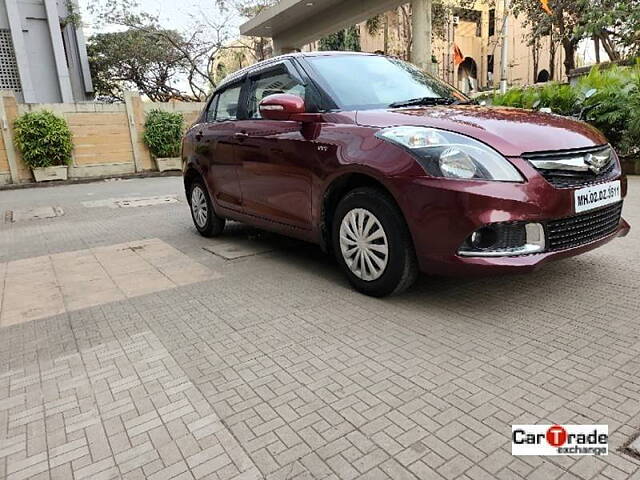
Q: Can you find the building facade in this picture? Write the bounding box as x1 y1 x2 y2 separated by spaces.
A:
239 0 574 93
308 2 567 93
0 0 93 103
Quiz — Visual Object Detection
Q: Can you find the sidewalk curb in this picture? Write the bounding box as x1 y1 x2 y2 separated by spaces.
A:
0 171 182 191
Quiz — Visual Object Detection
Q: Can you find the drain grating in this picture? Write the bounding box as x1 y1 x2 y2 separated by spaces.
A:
6 206 64 223
83 195 179 208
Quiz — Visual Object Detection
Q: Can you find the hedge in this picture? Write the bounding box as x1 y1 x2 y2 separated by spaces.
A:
491 61 640 161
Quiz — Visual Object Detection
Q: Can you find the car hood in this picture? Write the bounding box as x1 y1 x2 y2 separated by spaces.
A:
355 105 607 157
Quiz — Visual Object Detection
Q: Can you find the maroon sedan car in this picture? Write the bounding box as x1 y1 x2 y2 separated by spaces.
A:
183 52 629 296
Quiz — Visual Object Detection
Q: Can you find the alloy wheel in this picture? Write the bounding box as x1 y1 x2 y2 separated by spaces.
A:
191 185 208 228
339 208 389 281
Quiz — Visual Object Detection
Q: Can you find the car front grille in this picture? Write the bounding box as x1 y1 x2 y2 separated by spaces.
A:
524 146 619 188
539 162 617 188
546 202 623 251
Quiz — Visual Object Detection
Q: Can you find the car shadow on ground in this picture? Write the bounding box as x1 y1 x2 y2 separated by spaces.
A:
210 221 624 323
219 222 564 292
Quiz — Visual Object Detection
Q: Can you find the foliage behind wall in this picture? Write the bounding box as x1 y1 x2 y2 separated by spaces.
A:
492 62 640 160
319 26 361 52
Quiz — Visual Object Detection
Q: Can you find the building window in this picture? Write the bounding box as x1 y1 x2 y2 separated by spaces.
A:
455 9 482 37
0 30 22 92
489 9 496 37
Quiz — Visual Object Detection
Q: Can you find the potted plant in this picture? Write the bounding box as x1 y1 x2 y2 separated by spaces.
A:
14 110 73 182
143 109 184 172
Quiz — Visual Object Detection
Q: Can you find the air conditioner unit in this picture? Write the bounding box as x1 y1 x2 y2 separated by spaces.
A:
452 16 460 25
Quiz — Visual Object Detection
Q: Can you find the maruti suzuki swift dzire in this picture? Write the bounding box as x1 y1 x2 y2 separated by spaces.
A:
182 52 630 297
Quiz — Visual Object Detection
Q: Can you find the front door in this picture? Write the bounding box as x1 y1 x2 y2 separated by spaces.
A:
234 64 315 229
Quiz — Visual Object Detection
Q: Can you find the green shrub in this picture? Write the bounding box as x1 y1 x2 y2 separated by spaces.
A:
14 110 73 168
577 63 640 157
143 110 184 158
491 61 640 159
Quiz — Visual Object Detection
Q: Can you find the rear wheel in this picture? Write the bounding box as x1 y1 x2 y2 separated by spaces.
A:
332 187 418 297
189 179 225 237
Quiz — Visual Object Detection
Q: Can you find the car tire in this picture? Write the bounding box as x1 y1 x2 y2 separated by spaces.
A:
189 178 225 237
332 187 418 297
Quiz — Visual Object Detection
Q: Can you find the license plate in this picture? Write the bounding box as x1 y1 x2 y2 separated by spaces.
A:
574 180 621 213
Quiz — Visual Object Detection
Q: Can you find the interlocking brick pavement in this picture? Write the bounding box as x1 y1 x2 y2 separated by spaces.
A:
0 176 639 479
0 329 260 480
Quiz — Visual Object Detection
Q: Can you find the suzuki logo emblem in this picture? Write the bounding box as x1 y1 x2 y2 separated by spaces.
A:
584 151 610 174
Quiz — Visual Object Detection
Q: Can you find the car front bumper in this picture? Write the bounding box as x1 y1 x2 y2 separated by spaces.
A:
389 165 630 276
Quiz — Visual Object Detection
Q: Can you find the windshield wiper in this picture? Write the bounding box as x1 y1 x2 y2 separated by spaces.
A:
451 99 476 105
388 97 456 108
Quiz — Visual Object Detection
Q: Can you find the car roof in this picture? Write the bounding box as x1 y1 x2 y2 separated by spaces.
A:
216 51 376 90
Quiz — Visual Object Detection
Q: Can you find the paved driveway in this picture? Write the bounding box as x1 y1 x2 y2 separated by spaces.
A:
0 176 639 480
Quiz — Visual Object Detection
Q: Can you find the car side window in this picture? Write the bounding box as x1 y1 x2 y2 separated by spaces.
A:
215 84 242 122
246 66 306 119
206 95 218 123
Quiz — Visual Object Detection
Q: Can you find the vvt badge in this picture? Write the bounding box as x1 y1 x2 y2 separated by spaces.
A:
512 425 608 455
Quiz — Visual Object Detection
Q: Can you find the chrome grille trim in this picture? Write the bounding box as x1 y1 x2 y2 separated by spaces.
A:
529 156 591 172
523 145 619 189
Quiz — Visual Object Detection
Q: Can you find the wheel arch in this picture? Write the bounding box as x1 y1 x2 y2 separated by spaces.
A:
320 172 406 251
183 167 203 204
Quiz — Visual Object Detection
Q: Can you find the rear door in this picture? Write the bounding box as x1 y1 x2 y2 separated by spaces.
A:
197 82 244 211
234 62 317 229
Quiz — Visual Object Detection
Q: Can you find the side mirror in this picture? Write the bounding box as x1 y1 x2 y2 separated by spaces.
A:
259 94 305 121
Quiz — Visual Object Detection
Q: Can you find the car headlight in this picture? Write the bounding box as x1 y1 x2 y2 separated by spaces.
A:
376 126 523 182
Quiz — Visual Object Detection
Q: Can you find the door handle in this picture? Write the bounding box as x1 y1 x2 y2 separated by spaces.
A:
234 132 249 139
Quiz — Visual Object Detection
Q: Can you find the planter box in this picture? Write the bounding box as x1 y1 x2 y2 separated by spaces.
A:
155 157 182 172
32 165 68 182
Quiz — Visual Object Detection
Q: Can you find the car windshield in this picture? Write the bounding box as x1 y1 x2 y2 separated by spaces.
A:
306 54 468 110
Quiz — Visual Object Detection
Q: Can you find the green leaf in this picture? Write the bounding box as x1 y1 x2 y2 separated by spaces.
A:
14 110 73 168
142 109 184 158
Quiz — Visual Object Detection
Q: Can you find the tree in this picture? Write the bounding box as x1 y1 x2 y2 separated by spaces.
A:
575 0 640 60
364 1 475 62
216 0 278 17
366 14 389 53
88 0 238 100
512 0 640 79
319 26 361 52
215 0 279 63
88 29 192 102
510 0 558 79
510 0 589 76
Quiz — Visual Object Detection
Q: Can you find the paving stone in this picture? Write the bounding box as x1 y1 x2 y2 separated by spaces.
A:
1 176 639 480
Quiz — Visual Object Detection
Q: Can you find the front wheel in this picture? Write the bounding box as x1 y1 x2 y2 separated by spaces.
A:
189 179 225 237
332 187 418 297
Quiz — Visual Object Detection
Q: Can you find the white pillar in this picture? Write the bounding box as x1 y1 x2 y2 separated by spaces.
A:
411 0 433 73
44 0 74 102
